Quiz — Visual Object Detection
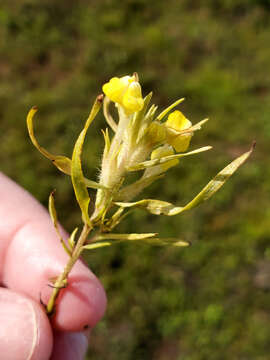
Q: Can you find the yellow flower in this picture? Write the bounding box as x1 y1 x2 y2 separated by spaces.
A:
122 82 144 114
102 75 144 114
165 110 192 152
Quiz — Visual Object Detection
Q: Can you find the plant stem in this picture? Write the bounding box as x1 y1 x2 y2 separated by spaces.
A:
46 223 92 316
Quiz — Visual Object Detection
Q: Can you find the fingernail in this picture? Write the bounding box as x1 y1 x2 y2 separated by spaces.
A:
51 331 89 360
72 333 89 359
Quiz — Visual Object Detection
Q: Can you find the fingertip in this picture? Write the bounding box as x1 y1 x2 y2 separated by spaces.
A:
4 219 107 332
49 268 107 332
0 288 53 360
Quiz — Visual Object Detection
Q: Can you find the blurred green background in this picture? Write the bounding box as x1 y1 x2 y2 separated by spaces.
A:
1 0 270 359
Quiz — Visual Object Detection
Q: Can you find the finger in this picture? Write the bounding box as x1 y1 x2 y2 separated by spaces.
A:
50 331 89 360
0 173 107 331
0 287 53 360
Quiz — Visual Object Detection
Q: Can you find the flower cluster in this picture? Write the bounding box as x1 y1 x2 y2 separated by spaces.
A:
27 72 253 228
93 73 209 220
27 73 253 316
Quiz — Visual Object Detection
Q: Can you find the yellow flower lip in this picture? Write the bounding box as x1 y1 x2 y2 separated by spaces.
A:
102 75 144 114
166 110 192 131
165 110 193 152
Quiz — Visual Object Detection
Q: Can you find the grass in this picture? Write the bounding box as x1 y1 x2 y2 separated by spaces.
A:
1 1 270 359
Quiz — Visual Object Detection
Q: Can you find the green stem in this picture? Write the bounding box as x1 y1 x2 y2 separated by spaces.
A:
46 223 92 316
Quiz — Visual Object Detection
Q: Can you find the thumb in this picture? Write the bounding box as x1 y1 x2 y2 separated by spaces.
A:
0 288 53 360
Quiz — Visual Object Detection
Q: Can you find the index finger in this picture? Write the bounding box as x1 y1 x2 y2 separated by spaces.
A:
0 173 107 332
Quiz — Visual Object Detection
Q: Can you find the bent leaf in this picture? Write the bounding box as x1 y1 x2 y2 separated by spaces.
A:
48 191 72 256
115 199 180 215
117 143 254 216
71 95 103 225
27 107 72 175
52 156 72 175
168 142 255 215
27 106 106 190
127 146 212 171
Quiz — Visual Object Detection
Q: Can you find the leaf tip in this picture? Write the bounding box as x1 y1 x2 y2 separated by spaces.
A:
133 72 139 81
175 240 191 247
251 140 256 151
50 189 56 197
97 94 104 103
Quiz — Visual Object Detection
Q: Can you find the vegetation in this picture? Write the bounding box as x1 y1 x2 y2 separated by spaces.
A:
1 1 270 359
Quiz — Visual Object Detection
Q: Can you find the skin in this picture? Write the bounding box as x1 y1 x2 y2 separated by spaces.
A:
0 173 107 360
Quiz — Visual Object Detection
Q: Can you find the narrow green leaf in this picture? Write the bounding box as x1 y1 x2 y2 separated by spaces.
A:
71 95 103 225
101 128 111 157
157 98 185 121
167 118 209 136
83 237 189 250
68 227 78 250
144 238 190 247
95 232 157 241
133 92 153 126
27 106 107 189
127 146 212 171
189 118 209 132
116 174 164 201
103 207 133 232
48 190 59 232
168 142 255 215
115 199 178 215
48 191 72 256
131 92 153 144
26 107 72 175
136 104 159 144
52 156 72 175
72 131 91 224
27 106 53 159
84 179 108 190
83 242 113 250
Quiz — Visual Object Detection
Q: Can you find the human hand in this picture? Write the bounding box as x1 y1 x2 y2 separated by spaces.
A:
0 173 107 360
